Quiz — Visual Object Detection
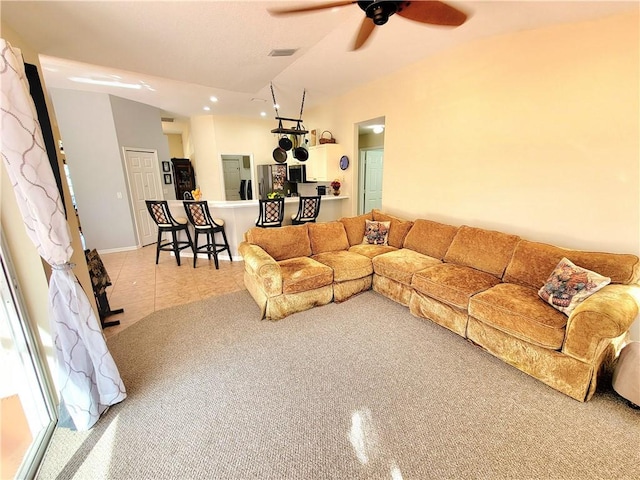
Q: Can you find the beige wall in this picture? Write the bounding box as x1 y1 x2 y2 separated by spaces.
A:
166 133 184 158
189 115 283 200
307 11 639 257
359 131 385 150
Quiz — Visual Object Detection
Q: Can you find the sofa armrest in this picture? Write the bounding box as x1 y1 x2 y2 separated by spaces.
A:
238 241 282 296
563 284 640 362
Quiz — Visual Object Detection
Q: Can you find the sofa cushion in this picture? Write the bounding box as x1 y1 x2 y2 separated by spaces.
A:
278 257 333 294
339 213 373 246
503 239 640 288
246 225 311 261
538 257 611 316
403 219 458 259
372 209 414 248
444 226 520 277
308 221 350 254
312 250 373 282
373 249 441 285
412 264 501 310
469 283 568 350
348 244 397 258
363 220 390 245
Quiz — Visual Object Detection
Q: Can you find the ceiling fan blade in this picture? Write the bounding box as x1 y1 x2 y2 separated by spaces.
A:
268 1 355 15
352 17 376 51
396 1 468 27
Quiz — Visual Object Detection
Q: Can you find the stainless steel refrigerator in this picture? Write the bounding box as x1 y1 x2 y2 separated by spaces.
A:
257 164 288 199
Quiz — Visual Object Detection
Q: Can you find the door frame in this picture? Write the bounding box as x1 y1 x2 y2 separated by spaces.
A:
219 153 255 201
122 147 164 247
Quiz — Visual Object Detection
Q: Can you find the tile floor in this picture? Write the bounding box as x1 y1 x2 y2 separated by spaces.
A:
99 245 246 338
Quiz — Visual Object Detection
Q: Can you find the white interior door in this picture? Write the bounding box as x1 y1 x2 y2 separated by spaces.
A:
361 149 384 212
223 158 242 201
124 149 162 246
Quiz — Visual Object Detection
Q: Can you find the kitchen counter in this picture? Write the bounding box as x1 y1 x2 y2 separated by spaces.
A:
168 195 350 260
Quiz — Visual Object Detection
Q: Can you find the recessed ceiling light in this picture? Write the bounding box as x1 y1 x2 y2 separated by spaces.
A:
260 112 267 117
203 106 211 111
273 103 280 110
210 96 218 102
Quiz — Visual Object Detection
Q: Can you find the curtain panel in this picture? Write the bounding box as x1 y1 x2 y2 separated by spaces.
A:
0 39 126 431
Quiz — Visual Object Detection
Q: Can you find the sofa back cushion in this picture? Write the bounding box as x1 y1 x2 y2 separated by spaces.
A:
339 212 373 246
504 240 640 288
402 219 458 259
308 221 350 254
444 226 520 277
372 210 414 248
245 225 311 261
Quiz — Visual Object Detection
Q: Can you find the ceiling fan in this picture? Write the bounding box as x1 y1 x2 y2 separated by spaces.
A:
268 1 469 50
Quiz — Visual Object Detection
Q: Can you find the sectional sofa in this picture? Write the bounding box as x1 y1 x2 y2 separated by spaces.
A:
238 210 640 401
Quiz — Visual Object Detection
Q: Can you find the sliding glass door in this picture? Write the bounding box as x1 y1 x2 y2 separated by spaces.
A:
0 238 57 479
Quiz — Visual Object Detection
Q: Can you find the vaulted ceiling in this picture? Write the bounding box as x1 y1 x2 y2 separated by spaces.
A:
2 1 637 120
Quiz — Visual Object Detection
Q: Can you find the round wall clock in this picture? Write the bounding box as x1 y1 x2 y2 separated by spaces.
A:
340 155 349 170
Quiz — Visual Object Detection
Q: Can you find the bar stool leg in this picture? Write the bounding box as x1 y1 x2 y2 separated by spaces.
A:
155 229 163 264
193 230 199 268
171 230 181 266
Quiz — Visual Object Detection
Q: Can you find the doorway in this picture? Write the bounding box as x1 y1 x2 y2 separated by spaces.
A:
123 148 163 247
357 117 385 214
221 154 253 201
0 239 57 479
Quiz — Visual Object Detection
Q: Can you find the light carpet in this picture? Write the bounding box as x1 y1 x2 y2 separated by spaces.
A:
37 290 640 479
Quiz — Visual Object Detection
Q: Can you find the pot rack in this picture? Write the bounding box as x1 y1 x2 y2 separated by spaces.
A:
270 83 308 136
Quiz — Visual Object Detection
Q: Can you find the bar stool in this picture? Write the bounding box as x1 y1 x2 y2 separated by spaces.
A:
146 200 193 266
255 198 285 228
183 201 232 268
291 195 321 225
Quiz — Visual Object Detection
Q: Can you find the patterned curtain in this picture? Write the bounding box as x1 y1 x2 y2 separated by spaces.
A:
0 39 126 430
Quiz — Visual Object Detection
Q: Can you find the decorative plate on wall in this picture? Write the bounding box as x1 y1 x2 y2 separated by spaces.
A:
340 155 349 170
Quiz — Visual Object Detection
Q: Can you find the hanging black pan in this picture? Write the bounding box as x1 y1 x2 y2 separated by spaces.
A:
292 135 308 161
293 144 308 161
279 135 293 151
273 147 287 163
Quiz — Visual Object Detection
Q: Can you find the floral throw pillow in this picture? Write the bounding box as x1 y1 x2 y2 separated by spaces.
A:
362 220 391 245
538 257 611 316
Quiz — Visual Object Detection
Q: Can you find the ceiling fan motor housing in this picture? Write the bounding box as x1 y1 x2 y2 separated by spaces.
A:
358 0 399 25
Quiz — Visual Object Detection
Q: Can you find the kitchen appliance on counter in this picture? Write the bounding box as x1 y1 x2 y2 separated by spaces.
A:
257 163 289 199
239 179 252 200
316 185 327 195
289 164 307 183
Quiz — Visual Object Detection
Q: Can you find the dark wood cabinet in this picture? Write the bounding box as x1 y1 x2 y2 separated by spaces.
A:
171 158 195 200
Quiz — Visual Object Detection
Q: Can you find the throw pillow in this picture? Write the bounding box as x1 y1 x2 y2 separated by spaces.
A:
538 257 611 316
362 220 390 246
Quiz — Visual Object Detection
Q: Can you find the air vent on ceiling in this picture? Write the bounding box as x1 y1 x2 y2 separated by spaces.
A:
268 49 298 57
161 117 174 122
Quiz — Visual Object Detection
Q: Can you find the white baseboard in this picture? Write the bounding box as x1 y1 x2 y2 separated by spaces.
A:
96 245 139 255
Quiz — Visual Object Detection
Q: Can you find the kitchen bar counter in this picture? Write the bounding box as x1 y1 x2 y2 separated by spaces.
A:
168 195 350 260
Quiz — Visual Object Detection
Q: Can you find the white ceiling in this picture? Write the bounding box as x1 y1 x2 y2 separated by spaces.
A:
2 1 637 121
